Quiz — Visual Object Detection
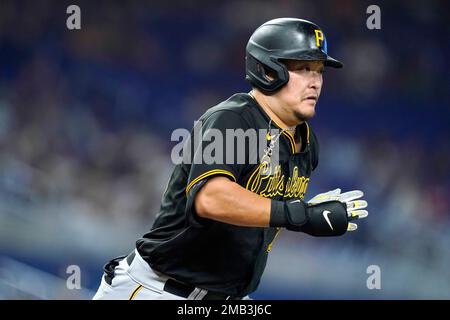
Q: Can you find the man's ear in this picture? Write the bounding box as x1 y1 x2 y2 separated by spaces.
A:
265 71 275 81
257 63 275 81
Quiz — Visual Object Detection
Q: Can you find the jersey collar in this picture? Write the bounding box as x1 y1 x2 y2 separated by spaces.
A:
246 92 311 153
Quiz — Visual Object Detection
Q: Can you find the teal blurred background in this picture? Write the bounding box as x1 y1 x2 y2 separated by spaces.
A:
0 0 449 299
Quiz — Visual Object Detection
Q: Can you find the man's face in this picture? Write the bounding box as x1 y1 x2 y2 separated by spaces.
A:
273 60 324 122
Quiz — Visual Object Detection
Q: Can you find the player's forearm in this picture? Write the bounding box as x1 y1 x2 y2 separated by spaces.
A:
195 177 271 227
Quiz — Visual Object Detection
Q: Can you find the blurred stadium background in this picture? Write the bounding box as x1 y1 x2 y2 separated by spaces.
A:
0 0 449 299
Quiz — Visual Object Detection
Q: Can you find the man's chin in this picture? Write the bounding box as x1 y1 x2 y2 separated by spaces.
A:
294 109 315 122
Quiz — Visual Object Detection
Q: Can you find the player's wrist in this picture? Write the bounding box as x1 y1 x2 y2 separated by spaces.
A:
269 199 307 231
270 199 350 236
269 200 287 227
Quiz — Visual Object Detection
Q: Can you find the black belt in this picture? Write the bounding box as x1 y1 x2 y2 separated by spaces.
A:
125 251 241 300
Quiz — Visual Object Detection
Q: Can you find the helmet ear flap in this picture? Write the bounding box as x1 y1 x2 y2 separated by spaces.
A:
245 53 289 92
255 60 280 84
256 63 271 81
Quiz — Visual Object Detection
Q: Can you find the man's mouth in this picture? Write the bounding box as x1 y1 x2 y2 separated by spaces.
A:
304 95 318 101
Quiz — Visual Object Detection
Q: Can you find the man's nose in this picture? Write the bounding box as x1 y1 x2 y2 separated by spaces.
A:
309 72 322 89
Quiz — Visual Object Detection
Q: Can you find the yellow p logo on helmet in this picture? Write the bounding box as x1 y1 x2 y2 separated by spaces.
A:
314 29 324 47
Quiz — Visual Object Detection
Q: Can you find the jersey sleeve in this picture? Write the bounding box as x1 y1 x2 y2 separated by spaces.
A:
184 110 251 227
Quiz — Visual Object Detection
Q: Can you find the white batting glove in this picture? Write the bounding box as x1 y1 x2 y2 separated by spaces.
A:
307 189 368 232
307 188 342 204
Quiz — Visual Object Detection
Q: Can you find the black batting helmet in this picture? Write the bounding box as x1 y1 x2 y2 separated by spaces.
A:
245 18 343 92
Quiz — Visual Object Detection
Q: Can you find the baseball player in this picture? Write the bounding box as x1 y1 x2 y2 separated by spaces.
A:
93 18 368 300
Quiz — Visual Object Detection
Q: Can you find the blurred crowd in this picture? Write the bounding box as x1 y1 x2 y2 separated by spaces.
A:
0 0 449 298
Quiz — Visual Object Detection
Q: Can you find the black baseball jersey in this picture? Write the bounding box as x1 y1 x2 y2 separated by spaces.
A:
136 93 319 297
